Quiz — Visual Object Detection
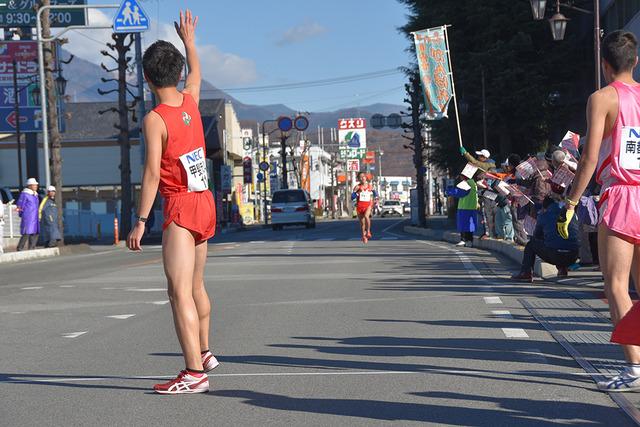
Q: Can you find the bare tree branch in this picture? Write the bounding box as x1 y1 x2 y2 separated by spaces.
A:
97 88 118 96
98 107 119 115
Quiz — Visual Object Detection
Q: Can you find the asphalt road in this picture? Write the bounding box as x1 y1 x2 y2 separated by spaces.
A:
0 217 634 426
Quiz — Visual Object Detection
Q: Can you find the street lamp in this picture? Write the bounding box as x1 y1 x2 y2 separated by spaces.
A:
530 0 547 20
549 2 570 41
529 0 601 90
55 74 67 97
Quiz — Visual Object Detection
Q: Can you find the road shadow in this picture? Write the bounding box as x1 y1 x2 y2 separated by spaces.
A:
211 389 624 426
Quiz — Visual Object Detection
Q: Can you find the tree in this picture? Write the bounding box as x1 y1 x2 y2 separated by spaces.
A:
39 0 65 242
98 33 139 239
398 0 593 173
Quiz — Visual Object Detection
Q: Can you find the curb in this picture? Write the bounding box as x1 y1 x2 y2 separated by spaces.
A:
404 225 558 279
0 247 60 264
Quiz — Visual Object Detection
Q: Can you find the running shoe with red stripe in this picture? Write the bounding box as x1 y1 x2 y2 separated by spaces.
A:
153 370 209 395
202 350 220 372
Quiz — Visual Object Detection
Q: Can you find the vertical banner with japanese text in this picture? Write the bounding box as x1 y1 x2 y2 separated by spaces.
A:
413 26 453 120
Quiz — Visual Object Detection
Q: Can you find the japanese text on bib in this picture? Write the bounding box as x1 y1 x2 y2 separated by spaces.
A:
620 126 640 170
179 147 209 192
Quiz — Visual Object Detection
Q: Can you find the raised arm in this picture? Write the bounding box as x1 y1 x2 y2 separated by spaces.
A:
175 9 201 105
127 112 164 251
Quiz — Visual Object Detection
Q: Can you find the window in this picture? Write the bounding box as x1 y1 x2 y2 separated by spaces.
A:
272 190 306 203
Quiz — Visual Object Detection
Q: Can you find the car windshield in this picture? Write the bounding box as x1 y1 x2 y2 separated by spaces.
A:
384 201 401 206
272 191 306 203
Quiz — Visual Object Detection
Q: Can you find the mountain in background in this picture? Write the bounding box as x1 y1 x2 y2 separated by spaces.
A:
63 52 413 176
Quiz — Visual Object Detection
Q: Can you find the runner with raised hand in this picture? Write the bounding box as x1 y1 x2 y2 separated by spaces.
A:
127 9 219 395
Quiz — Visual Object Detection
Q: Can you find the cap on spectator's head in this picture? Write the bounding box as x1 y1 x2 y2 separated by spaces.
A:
475 149 490 158
47 186 56 192
26 178 38 186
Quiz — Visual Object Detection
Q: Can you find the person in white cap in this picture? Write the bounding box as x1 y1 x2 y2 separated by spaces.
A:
459 146 496 172
39 185 61 247
16 178 40 251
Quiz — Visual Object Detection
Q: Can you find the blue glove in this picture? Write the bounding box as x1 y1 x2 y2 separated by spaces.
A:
351 192 358 201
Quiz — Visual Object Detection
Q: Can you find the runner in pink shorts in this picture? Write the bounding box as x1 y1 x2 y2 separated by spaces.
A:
559 30 640 392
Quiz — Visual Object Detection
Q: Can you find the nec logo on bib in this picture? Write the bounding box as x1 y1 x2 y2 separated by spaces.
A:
179 148 209 192
620 126 640 170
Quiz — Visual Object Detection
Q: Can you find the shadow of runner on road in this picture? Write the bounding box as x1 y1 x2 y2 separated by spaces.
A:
211 389 625 426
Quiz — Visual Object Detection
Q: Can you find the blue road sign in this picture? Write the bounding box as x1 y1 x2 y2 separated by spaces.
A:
0 107 42 133
113 0 149 33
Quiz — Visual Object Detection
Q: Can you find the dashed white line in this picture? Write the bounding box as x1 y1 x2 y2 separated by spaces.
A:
491 310 513 319
501 328 529 338
59 285 75 288
106 314 136 320
483 296 503 304
21 286 43 290
125 288 166 292
61 331 87 339
150 300 170 305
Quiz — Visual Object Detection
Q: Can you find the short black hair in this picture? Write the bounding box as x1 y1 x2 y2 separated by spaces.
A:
142 40 184 88
602 30 638 73
507 154 521 168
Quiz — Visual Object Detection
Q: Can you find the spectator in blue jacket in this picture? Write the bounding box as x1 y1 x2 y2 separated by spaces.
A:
512 197 579 282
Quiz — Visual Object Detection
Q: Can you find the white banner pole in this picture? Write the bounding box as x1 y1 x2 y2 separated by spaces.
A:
443 26 464 148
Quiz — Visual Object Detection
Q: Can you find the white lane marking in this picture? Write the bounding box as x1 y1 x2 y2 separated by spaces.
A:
483 296 503 304
150 300 170 305
248 241 265 244
520 348 548 363
501 328 529 338
106 314 136 320
382 219 407 233
125 288 165 292
237 293 468 307
59 285 75 288
492 310 513 319
21 286 43 290
9 311 25 314
62 331 87 339
5 368 594 384
381 237 398 240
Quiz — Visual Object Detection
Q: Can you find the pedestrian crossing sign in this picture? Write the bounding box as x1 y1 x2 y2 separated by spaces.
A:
113 0 150 33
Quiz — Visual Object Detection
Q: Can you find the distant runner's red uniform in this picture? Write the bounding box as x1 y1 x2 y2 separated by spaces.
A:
355 183 373 216
153 92 216 242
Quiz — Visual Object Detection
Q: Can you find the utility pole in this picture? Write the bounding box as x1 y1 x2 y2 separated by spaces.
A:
12 60 23 189
281 133 289 189
481 68 488 149
408 76 426 227
40 0 65 241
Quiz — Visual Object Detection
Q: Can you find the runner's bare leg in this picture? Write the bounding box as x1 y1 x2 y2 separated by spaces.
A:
358 213 366 237
599 223 640 363
364 207 372 235
192 240 211 352
163 222 204 371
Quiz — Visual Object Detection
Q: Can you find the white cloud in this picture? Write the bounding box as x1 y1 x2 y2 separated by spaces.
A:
276 20 327 46
65 9 257 87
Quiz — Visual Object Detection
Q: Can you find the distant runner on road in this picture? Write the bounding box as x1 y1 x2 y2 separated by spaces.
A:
352 172 377 243
127 9 219 395
559 30 640 392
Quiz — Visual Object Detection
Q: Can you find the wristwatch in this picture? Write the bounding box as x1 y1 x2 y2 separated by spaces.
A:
137 215 147 223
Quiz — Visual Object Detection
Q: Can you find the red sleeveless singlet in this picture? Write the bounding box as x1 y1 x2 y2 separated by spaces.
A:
152 92 216 241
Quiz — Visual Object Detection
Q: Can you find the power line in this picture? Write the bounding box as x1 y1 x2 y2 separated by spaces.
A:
203 68 403 94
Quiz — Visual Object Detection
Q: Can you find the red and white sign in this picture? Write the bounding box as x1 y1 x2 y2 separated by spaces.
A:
0 41 38 83
5 110 27 129
347 159 360 172
338 118 366 130
363 151 376 164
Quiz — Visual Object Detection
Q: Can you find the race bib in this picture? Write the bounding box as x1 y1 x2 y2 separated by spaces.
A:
359 191 372 202
620 126 640 170
179 147 209 192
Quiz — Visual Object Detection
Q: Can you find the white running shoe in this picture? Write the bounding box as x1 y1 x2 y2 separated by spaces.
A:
455 241 466 246
597 368 640 392
153 370 209 394
202 350 220 372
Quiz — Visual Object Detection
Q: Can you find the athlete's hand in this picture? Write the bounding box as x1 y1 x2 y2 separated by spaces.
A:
127 222 145 251
556 207 575 240
459 146 467 155
175 9 198 47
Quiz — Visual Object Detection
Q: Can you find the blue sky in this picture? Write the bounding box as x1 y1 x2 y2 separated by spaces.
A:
78 0 411 111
